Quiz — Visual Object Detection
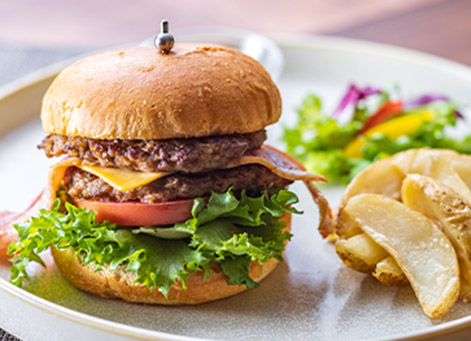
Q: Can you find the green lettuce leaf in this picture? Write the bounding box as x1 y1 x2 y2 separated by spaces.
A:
9 188 298 297
282 94 361 156
219 256 258 289
110 230 207 296
282 94 364 184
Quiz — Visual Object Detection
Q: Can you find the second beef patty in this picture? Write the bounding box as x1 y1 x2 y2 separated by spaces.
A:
63 165 291 203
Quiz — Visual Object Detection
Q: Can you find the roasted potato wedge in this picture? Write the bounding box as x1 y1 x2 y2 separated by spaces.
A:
341 148 470 208
451 154 471 191
336 214 409 285
402 174 471 301
335 233 388 273
390 148 458 176
341 157 403 206
433 161 471 204
345 194 460 319
336 208 362 239
392 150 471 204
373 256 408 287
338 149 470 239
338 157 404 238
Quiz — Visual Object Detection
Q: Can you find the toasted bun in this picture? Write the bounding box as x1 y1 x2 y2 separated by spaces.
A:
41 45 281 140
51 213 290 305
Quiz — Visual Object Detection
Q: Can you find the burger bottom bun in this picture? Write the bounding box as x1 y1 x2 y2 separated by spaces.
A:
51 213 291 305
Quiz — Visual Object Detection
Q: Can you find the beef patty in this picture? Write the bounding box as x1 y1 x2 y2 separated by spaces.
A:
64 165 291 203
39 130 266 173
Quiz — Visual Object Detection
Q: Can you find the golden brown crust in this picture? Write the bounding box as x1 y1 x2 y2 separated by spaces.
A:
41 45 281 140
51 213 291 305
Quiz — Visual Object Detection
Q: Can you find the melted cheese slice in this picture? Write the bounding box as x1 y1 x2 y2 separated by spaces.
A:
51 158 170 191
79 165 170 191
51 146 326 194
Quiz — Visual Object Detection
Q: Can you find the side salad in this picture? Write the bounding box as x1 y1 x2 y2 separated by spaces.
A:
282 84 470 184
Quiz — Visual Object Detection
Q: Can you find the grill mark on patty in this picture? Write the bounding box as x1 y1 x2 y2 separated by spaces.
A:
63 165 291 203
39 130 266 173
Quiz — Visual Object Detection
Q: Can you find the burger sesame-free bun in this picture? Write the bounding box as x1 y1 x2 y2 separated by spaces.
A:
51 213 290 305
41 45 281 140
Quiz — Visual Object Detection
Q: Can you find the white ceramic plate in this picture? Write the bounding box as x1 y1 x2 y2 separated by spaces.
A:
1 36 471 341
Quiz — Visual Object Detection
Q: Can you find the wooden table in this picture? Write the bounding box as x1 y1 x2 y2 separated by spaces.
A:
0 0 470 339
328 0 471 66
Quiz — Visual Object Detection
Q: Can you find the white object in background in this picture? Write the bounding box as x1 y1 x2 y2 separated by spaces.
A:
140 26 285 83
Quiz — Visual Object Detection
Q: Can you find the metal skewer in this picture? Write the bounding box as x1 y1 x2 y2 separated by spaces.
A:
154 19 174 54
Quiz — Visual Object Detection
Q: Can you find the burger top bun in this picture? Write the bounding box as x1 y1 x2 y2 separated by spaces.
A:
41 45 282 140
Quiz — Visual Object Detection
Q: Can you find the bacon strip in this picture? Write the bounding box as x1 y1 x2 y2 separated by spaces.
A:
304 181 333 238
226 146 327 183
228 145 333 237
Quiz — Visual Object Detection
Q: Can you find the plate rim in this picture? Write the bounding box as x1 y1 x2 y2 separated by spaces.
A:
1 34 471 341
273 33 471 80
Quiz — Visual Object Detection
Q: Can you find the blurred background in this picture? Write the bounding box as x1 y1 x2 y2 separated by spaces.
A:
1 0 471 86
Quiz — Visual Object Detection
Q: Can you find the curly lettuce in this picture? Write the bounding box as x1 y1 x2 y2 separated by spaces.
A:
8 188 298 297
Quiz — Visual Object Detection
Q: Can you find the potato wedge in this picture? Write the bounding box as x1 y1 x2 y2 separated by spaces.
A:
402 174 471 301
432 160 471 204
391 149 471 204
341 148 464 208
451 154 471 191
336 208 362 239
373 256 408 287
339 157 404 238
341 157 403 206
390 148 458 176
345 194 460 319
335 233 389 273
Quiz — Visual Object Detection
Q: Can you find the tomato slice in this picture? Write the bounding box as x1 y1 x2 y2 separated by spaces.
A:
76 198 196 226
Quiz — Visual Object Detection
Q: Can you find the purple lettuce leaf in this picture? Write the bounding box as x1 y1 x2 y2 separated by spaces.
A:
332 84 381 118
404 94 464 119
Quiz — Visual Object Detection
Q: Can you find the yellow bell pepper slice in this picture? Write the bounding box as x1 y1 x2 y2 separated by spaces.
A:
343 111 434 158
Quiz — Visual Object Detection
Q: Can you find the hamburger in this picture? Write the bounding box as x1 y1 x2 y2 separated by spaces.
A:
7 44 331 304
